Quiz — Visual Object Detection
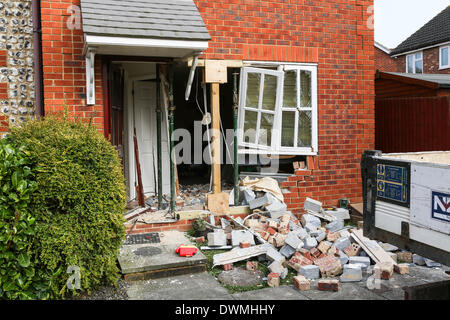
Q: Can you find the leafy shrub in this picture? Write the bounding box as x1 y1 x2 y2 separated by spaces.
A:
0 137 53 299
6 115 126 298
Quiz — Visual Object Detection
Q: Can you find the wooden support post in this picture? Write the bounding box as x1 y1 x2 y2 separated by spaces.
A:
211 82 221 194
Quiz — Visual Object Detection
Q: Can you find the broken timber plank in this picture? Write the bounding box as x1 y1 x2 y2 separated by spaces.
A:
351 229 397 266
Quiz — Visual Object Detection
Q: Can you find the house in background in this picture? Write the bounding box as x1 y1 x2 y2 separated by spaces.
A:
375 6 450 74
374 42 401 72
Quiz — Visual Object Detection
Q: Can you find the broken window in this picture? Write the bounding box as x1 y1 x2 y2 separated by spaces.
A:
238 64 317 155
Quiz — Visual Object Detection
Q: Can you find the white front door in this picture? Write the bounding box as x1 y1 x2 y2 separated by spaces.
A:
129 80 170 200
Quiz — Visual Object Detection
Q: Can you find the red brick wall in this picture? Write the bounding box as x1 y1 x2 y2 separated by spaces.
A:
396 47 450 74
40 0 375 216
375 47 401 72
40 0 105 131
195 0 375 210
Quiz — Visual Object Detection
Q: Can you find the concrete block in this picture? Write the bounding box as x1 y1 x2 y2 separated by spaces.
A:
207 230 227 246
412 254 426 266
293 275 310 291
266 246 286 263
339 230 350 238
349 256 371 268
249 194 271 209
303 237 318 250
267 273 280 287
268 260 288 279
337 250 349 265
243 188 256 203
325 219 345 233
305 223 318 233
269 210 287 219
424 258 441 268
299 265 320 279
304 197 322 213
294 228 309 240
318 279 339 292
340 264 363 282
315 231 326 242
380 242 398 252
280 244 296 258
231 230 255 247
326 208 350 220
334 237 352 251
266 199 287 212
301 214 322 228
285 232 303 250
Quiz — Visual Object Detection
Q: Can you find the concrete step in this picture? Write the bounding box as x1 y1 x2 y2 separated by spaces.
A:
118 230 207 282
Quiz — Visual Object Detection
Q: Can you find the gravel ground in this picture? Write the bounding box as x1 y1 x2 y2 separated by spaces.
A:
71 279 129 300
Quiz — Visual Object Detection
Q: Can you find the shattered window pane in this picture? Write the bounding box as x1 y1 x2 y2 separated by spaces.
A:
300 71 311 108
283 70 297 108
258 113 274 146
298 111 312 147
246 73 260 108
262 74 277 111
281 111 295 147
243 110 258 144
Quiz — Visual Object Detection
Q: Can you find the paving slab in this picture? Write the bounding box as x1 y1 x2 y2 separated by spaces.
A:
217 267 265 287
118 231 207 274
299 281 386 300
127 272 232 300
231 285 309 300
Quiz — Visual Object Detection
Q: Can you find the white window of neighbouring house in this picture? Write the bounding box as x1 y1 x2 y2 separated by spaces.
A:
406 52 423 74
440 46 450 69
238 65 318 155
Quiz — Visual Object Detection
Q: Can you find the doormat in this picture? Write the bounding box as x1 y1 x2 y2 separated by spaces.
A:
124 232 160 245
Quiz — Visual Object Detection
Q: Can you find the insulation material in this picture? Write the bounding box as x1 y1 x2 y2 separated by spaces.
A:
241 176 284 202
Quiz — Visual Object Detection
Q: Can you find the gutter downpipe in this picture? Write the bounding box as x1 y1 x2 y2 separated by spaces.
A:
32 0 44 117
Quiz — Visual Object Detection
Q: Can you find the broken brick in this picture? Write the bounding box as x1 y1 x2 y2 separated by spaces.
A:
288 254 313 271
223 263 234 271
314 255 343 278
327 232 340 242
394 263 409 275
240 241 251 248
195 236 205 243
397 251 413 263
318 279 339 292
317 241 331 254
267 227 277 235
343 243 362 257
293 275 310 291
246 261 258 271
267 273 280 287
375 262 394 280
310 247 322 259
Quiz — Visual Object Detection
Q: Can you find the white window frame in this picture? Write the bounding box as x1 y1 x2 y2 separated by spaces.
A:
439 45 450 69
406 51 423 74
238 64 318 155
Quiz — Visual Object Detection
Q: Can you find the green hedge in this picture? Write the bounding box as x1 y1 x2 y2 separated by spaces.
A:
1 115 127 299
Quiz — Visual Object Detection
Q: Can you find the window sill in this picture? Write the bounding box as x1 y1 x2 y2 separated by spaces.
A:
238 148 317 156
438 66 450 70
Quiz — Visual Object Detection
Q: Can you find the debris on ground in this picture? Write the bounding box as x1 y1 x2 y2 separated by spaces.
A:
193 177 448 292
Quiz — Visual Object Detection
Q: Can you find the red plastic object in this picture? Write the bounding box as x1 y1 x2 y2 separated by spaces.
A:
176 245 198 257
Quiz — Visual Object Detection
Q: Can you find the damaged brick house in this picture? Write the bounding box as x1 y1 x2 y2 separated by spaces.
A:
0 0 374 229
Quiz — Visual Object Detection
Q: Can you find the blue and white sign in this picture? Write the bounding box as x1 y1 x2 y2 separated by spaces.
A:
432 191 450 222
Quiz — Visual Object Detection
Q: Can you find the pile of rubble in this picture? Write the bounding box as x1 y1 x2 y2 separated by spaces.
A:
197 182 444 292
